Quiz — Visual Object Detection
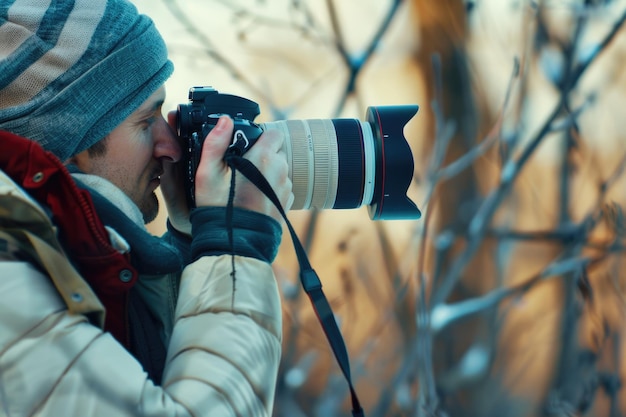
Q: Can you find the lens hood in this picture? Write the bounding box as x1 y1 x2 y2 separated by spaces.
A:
366 105 421 220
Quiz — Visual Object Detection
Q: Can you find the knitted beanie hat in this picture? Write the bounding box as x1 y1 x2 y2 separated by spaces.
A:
0 0 174 162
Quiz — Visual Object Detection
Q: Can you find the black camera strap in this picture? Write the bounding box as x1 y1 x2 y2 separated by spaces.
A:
224 153 365 417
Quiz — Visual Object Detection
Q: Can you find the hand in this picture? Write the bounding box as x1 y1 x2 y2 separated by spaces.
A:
194 115 293 222
160 111 192 234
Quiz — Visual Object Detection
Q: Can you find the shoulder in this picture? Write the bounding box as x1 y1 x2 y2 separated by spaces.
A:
0 169 56 241
0 260 69 346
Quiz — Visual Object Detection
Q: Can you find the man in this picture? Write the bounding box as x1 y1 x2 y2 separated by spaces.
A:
0 0 292 416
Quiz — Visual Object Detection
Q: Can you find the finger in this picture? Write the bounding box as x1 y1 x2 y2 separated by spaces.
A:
167 110 177 131
246 128 284 160
264 128 285 152
198 115 233 175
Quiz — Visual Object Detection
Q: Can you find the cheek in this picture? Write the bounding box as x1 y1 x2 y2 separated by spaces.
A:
97 131 154 185
110 130 154 164
93 118 161 198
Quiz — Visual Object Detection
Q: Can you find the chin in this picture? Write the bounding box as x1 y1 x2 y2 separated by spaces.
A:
140 193 160 224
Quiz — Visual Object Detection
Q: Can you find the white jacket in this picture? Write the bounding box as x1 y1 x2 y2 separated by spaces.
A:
0 167 282 416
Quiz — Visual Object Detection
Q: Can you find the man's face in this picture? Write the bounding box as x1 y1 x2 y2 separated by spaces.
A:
71 86 181 223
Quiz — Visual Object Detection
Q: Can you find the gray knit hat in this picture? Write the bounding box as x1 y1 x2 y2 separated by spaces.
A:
0 0 174 161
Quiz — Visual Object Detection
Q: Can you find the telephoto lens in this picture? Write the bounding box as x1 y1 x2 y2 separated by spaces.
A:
177 87 421 220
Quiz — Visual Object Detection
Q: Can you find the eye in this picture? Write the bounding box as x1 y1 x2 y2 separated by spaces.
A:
141 116 156 131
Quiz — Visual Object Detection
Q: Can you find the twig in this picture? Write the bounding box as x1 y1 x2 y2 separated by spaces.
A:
570 7 626 85
326 0 405 115
161 0 270 100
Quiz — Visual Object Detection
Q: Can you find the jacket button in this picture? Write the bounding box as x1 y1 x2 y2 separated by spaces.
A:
119 269 133 283
71 292 83 303
32 172 44 183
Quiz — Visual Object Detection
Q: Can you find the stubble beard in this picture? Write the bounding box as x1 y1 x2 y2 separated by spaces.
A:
139 192 160 224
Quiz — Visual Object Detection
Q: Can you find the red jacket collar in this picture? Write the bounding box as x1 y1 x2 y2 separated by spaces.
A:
0 130 137 347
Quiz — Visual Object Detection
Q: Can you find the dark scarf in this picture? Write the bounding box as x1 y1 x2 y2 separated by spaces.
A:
68 168 187 385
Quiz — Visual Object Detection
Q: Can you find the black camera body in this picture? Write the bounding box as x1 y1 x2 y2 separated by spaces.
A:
177 87 264 207
199 115 264 156
177 86 421 220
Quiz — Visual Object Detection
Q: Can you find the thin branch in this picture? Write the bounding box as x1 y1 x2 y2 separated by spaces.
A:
326 0 405 115
161 0 271 100
430 252 608 333
570 7 626 84
436 57 520 182
600 153 626 194
415 183 440 416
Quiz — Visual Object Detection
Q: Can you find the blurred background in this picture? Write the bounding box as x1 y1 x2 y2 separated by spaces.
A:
135 1 626 416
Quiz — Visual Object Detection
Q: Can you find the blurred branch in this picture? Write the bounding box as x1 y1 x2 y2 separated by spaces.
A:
430 250 612 334
370 192 442 417
435 57 520 183
416 190 441 416
421 52 457 208
605 333 623 417
220 0 323 40
326 0 405 115
161 0 271 100
430 4 626 308
555 3 615 394
600 153 626 194
570 7 626 86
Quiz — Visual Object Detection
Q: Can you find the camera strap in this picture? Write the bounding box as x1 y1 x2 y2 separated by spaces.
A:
224 153 365 417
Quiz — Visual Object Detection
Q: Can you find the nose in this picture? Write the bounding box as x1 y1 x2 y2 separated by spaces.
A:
153 115 181 163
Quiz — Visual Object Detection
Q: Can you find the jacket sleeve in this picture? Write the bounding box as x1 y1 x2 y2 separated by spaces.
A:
0 254 282 417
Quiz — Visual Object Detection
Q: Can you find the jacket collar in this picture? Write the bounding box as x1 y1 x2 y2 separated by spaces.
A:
0 130 137 345
66 165 184 276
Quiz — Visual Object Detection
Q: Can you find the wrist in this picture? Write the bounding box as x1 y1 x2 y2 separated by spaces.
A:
190 206 283 263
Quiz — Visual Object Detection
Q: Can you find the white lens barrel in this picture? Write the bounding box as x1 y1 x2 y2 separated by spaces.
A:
261 118 373 211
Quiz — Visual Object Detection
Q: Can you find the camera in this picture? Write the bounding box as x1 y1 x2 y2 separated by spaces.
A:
177 86 421 220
